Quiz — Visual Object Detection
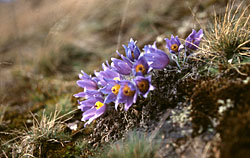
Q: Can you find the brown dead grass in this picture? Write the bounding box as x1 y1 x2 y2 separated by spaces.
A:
201 1 250 74
0 0 94 44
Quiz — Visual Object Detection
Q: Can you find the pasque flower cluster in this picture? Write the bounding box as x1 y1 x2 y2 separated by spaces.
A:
74 29 203 126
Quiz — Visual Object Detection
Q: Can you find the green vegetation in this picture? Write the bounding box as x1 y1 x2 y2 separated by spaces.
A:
99 132 160 158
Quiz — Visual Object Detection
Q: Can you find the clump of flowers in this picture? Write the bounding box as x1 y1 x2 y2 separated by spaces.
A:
165 29 203 69
74 30 203 126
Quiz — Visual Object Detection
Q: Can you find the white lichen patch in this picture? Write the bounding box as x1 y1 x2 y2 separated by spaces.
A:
217 99 234 115
67 122 78 131
243 77 250 84
170 105 192 128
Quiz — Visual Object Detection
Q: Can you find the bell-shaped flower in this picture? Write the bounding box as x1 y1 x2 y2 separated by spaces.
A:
132 56 150 76
74 89 102 99
101 60 111 71
116 50 133 67
80 97 107 127
134 76 154 98
123 38 141 61
95 61 121 86
76 70 98 90
185 29 203 50
100 79 121 104
165 35 184 54
115 80 137 111
111 57 132 75
78 96 103 112
143 43 170 69
74 71 102 99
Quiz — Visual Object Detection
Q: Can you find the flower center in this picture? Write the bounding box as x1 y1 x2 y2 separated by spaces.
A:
171 44 179 52
135 64 146 75
137 80 149 93
123 85 135 96
95 101 104 110
113 77 120 81
111 84 120 95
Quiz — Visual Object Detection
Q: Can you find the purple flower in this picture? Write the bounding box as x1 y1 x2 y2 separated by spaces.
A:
143 43 170 69
115 80 137 111
111 57 132 75
134 76 154 98
80 97 106 126
101 60 111 71
132 56 150 76
100 79 121 104
74 90 102 99
78 96 104 111
76 71 98 90
95 61 121 86
116 50 134 67
165 35 184 54
185 29 203 50
123 38 141 61
74 71 102 99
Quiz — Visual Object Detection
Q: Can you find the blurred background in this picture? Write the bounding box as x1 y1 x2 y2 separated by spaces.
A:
0 0 228 128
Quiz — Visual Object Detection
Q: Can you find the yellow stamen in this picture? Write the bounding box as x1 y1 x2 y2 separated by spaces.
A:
113 77 120 81
123 85 135 96
112 84 120 95
137 80 149 93
171 44 179 52
95 101 104 110
135 64 146 75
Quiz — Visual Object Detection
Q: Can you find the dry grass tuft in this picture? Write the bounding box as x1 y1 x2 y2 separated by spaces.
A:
2 107 74 157
202 1 250 74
